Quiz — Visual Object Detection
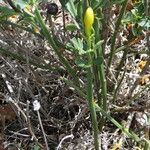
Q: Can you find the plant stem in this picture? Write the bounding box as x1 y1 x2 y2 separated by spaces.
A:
93 64 102 106
95 39 107 112
95 104 141 142
37 110 49 150
115 49 128 80
94 17 107 111
87 66 100 150
112 69 126 102
96 50 107 131
86 34 100 149
101 0 111 56
93 17 103 108
34 8 80 86
95 45 107 111
93 17 107 131
98 62 107 111
61 77 86 99
106 0 128 75
111 49 128 94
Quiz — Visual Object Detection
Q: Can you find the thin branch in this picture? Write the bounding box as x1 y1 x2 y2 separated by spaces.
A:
106 0 129 75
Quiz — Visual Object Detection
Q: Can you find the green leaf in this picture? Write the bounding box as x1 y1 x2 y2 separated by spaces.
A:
94 40 104 50
15 0 28 10
138 19 150 28
70 37 83 52
33 144 40 150
77 0 82 21
30 0 37 5
79 49 94 55
75 58 91 68
60 0 80 28
66 0 77 18
93 57 103 66
91 0 103 10
65 23 78 32
59 0 69 7
70 38 94 55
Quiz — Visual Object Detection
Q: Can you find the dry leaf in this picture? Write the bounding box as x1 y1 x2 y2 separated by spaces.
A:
139 75 150 85
0 104 16 122
138 60 147 71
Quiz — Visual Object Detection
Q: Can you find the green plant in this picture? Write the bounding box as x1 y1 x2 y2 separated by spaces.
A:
0 0 150 149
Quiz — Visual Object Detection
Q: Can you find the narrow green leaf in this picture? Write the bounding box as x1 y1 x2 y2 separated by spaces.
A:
66 0 77 18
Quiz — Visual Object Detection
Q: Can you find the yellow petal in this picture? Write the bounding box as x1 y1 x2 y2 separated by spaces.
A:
84 7 94 36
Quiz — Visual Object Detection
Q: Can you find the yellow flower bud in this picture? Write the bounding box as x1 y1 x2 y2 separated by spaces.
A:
84 7 94 37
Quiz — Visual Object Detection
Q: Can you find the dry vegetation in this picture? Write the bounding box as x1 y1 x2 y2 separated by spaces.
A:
0 0 150 149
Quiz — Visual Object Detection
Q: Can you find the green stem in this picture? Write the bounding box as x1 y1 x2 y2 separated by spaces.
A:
112 69 126 102
87 66 100 150
111 49 128 95
34 8 80 86
93 17 102 108
127 83 150 106
98 62 107 112
93 17 107 131
96 50 107 131
106 0 128 75
93 64 102 106
95 104 141 142
115 49 128 80
95 28 107 111
95 44 107 111
86 31 100 150
61 77 86 99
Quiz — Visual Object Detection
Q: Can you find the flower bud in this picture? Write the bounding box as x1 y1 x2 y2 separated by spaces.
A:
84 7 94 37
